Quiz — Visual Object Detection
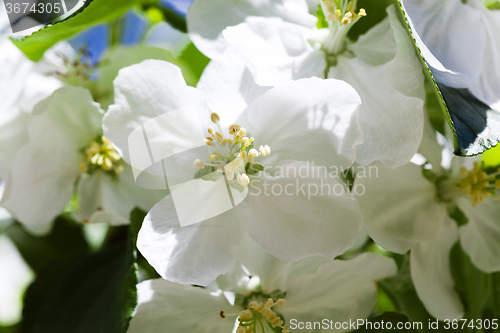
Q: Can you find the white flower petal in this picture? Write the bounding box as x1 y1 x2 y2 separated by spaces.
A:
385 5 426 100
103 60 209 164
469 3 500 111
128 279 235 333
223 17 325 86
0 110 29 179
330 57 423 168
0 40 60 178
247 77 362 169
330 7 425 168
232 235 328 294
0 88 103 234
458 197 500 273
281 253 397 327
197 48 271 128
245 161 362 261
401 0 485 88
118 164 168 213
355 162 438 253
137 187 245 286
188 0 316 59
411 209 463 320
349 16 397 67
75 171 132 226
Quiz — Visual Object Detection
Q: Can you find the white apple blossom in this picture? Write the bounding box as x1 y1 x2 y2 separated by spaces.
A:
103 59 365 285
0 38 62 179
128 237 397 333
0 87 166 235
188 0 425 168
187 0 317 60
355 127 500 320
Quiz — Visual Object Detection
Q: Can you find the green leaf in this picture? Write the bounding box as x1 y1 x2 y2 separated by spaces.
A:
482 144 500 168
0 324 20 333
493 273 500 319
348 0 398 42
177 43 211 86
483 0 500 9
378 255 447 333
450 242 492 321
12 0 149 61
20 226 138 333
5 216 89 272
394 0 500 156
142 3 187 33
437 85 500 157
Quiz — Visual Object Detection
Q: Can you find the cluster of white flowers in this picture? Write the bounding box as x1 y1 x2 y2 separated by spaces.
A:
1 0 499 331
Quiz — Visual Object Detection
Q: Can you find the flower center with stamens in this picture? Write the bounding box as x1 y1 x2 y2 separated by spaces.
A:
320 0 367 64
79 136 123 175
194 113 271 187
53 48 105 87
221 297 289 333
458 162 500 207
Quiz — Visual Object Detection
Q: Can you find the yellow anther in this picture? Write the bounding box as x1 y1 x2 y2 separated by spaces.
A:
341 15 351 25
248 149 259 163
241 137 250 144
240 310 253 320
265 298 274 308
260 307 271 316
205 137 215 146
335 9 341 15
114 165 124 174
271 317 283 327
478 172 487 182
83 136 122 173
283 325 290 333
241 151 247 159
236 327 247 333
233 297 288 333
229 124 242 135
259 145 271 157
237 174 250 187
237 128 247 137
225 168 235 181
208 126 215 135
211 112 220 123
249 301 263 312
102 157 113 171
276 299 286 307
460 166 468 177
194 159 205 169
473 161 481 173
215 131 224 142
358 8 367 17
